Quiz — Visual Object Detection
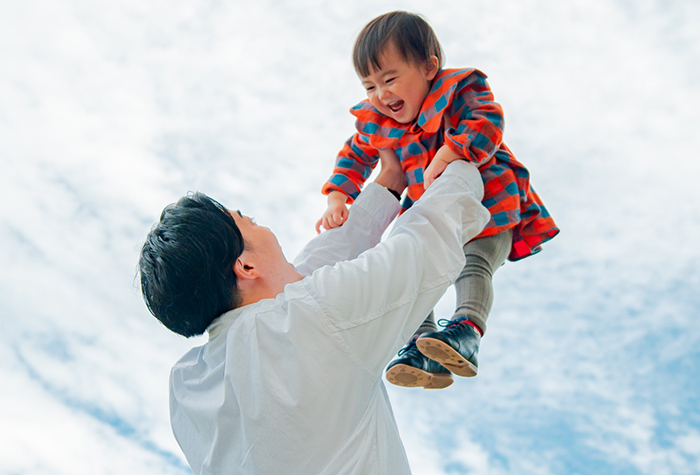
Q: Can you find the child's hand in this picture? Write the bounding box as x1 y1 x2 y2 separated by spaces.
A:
315 191 349 234
424 145 463 189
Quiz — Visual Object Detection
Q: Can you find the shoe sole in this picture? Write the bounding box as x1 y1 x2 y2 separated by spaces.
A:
416 338 478 378
385 363 453 389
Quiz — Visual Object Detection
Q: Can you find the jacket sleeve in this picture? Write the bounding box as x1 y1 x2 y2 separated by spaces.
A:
443 72 505 167
304 161 491 376
293 183 401 277
321 133 380 203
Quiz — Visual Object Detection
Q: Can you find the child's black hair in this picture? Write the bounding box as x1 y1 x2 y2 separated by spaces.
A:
353 11 444 77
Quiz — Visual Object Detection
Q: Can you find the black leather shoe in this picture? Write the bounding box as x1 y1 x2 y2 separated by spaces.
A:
416 317 481 377
386 338 453 389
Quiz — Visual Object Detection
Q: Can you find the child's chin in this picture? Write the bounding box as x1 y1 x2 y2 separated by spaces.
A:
394 115 414 124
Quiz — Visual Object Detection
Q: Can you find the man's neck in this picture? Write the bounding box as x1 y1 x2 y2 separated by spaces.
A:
238 268 303 307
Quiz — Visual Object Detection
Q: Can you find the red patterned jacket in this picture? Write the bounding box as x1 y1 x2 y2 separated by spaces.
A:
322 68 559 261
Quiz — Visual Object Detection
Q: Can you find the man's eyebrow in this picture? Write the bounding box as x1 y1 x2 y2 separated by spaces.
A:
236 210 242 217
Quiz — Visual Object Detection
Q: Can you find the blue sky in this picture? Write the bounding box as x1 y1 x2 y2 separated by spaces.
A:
1 0 699 473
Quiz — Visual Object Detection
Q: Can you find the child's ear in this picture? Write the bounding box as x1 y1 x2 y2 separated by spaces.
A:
425 55 439 80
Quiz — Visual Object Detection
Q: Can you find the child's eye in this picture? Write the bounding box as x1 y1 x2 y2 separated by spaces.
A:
365 86 375 92
386 77 396 84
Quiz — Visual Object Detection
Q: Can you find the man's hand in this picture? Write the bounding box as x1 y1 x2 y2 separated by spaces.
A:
424 145 463 189
374 149 407 196
315 191 349 233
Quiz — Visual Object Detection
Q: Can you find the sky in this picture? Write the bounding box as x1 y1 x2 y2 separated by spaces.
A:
1 0 699 474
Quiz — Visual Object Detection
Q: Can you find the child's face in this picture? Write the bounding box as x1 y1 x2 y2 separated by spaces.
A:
360 42 439 124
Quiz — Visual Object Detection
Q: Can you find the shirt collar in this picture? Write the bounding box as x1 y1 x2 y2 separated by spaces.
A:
207 307 245 340
350 68 481 137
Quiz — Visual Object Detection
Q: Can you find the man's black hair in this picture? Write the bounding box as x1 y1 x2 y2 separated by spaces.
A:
139 192 244 337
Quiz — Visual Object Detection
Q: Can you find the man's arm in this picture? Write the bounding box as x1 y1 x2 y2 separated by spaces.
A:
293 183 401 277
295 149 407 277
303 161 490 375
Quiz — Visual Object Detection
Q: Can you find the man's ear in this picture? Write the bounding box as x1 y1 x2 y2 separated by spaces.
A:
233 253 260 281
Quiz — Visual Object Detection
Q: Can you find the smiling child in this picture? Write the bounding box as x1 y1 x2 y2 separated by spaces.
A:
317 11 559 389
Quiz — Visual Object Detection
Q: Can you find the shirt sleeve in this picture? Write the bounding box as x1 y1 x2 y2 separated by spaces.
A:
443 72 505 166
321 134 380 203
293 183 401 277
304 161 491 376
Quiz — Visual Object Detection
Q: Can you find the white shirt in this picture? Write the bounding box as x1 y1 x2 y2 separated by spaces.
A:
169 162 490 475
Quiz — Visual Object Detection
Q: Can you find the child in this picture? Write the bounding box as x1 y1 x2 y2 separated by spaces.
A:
317 11 559 389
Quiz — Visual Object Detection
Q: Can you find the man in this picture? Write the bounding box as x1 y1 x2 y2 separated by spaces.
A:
139 158 489 474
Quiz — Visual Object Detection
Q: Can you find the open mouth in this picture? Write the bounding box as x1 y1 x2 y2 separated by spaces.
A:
387 100 404 113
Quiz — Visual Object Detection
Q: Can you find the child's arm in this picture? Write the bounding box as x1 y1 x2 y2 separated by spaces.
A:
425 72 505 189
439 71 505 177
423 145 462 189
318 134 380 233
316 191 350 234
316 149 405 234
322 135 380 204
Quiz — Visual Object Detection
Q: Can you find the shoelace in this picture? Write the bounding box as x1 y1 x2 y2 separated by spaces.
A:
436 318 478 338
434 318 481 364
396 337 420 357
437 318 466 329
